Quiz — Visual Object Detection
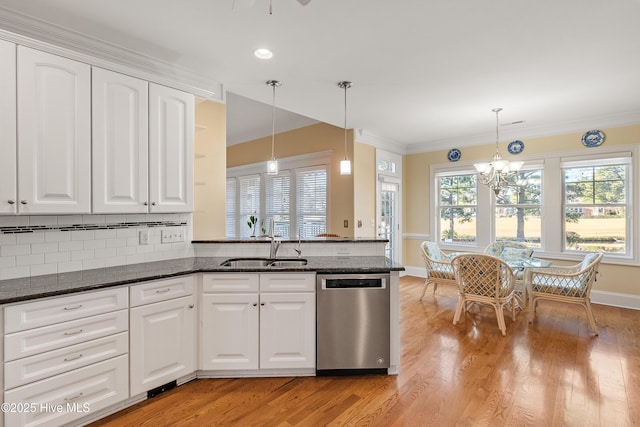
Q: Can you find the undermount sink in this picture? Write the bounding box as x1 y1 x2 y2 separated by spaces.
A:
219 258 308 268
269 259 308 267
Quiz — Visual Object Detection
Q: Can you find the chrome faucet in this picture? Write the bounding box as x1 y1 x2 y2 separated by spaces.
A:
269 218 281 259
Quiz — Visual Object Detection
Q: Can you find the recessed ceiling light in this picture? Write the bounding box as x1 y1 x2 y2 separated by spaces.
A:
254 48 273 59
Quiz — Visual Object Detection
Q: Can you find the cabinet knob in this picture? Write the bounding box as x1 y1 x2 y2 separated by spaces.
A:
252 303 258 307
144 202 148 206
20 200 27 205
151 202 156 206
260 302 266 306
188 304 195 309
7 200 15 205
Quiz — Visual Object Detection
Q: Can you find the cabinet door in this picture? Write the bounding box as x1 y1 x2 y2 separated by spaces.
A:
0 40 16 214
148 84 194 213
92 67 149 213
17 46 91 214
200 293 259 370
129 295 196 396
259 292 316 369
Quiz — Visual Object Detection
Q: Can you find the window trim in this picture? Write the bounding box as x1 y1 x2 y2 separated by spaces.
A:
226 151 333 238
430 144 639 266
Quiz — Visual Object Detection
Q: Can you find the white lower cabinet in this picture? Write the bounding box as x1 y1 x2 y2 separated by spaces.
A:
200 273 316 372
3 288 129 427
4 356 128 427
129 276 196 396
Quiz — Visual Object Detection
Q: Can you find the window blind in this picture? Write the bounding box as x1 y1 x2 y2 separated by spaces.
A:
239 174 261 238
225 178 236 238
266 171 291 238
296 167 327 238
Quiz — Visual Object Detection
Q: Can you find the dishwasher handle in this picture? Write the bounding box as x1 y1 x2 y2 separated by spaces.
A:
322 278 386 289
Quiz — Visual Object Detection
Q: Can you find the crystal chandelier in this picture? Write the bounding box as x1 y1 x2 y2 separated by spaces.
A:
473 108 524 196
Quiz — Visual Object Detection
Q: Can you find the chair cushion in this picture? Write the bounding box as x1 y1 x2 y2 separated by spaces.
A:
424 242 442 261
580 252 599 271
501 247 531 259
531 277 585 297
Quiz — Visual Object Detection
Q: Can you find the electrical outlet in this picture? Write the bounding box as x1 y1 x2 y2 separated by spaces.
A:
161 227 186 244
139 230 149 245
343 220 348 228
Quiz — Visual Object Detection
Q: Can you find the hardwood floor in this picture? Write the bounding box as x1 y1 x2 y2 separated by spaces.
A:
90 276 640 426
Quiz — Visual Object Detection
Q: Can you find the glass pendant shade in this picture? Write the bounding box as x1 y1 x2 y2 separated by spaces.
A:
267 159 278 175
266 80 282 175
340 159 352 175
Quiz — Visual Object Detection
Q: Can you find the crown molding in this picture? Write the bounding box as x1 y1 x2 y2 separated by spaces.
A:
405 109 640 155
356 129 406 155
0 7 223 101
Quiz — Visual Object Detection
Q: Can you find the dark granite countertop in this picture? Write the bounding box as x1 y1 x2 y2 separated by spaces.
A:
0 256 404 304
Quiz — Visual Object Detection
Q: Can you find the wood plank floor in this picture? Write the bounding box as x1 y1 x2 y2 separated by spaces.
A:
90 276 640 426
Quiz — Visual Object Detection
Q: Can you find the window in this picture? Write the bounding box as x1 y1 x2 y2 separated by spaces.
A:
296 167 327 238
226 153 330 239
495 168 543 247
437 173 477 243
562 157 630 254
431 146 637 263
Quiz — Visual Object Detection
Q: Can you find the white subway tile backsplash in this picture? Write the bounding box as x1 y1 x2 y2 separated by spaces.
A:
16 233 45 244
17 254 44 266
82 258 105 270
45 252 70 264
0 234 16 245
94 229 117 239
0 256 16 268
30 263 57 276
28 216 58 226
1 266 30 280
105 256 126 267
83 239 106 250
105 238 127 248
71 230 95 241
83 214 105 224
45 231 71 242
1 244 31 257
71 249 94 261
0 216 29 227
126 254 146 264
117 246 137 257
30 242 58 254
117 228 137 238
58 215 83 225
58 261 83 273
59 241 83 252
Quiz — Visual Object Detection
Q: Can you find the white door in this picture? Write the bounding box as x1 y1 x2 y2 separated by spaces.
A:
200 293 259 370
17 46 91 214
92 67 149 213
149 84 194 213
376 149 402 262
129 295 196 396
0 39 16 214
259 292 316 369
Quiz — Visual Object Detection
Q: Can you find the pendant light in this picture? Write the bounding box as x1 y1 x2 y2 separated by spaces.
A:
338 81 353 175
266 80 282 175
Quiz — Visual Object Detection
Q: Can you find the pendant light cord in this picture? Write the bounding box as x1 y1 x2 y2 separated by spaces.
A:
338 81 353 161
271 83 276 161
493 107 502 153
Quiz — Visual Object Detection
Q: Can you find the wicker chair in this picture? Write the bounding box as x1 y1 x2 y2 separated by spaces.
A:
451 253 517 336
525 252 603 335
420 241 456 300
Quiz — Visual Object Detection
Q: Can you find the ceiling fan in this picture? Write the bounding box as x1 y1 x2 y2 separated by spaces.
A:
233 0 312 14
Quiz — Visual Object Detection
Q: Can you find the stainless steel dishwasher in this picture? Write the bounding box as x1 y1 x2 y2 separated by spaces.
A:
316 273 390 375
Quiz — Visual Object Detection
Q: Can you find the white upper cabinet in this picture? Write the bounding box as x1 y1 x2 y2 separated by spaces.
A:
17 46 91 214
92 67 149 213
0 39 16 214
149 84 194 213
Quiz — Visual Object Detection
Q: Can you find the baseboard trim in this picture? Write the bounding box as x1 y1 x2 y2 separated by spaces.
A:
402 265 640 310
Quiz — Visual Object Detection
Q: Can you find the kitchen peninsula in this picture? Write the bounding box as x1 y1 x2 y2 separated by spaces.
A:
0 238 403 427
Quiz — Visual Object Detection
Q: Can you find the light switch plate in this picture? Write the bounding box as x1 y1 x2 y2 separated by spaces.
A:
161 227 186 243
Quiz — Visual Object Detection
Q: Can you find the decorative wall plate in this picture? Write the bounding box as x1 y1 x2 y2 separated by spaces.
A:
507 140 525 155
447 148 461 162
582 130 605 147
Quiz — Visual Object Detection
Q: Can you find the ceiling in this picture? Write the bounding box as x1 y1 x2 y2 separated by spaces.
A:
0 0 639 153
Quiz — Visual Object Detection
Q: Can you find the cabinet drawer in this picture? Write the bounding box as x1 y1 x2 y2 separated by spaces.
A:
5 310 128 362
5 287 128 333
130 275 194 307
202 273 259 293
5 332 128 390
260 273 316 293
4 355 128 427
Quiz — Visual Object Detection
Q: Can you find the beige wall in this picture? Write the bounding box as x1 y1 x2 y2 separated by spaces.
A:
353 142 377 238
193 100 227 239
227 123 355 237
402 124 640 296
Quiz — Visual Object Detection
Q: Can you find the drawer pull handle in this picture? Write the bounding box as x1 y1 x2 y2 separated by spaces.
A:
64 353 83 362
64 329 84 336
64 392 84 402
63 304 83 311
156 288 171 293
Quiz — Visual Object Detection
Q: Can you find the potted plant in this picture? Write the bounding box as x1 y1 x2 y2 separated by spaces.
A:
247 215 258 238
